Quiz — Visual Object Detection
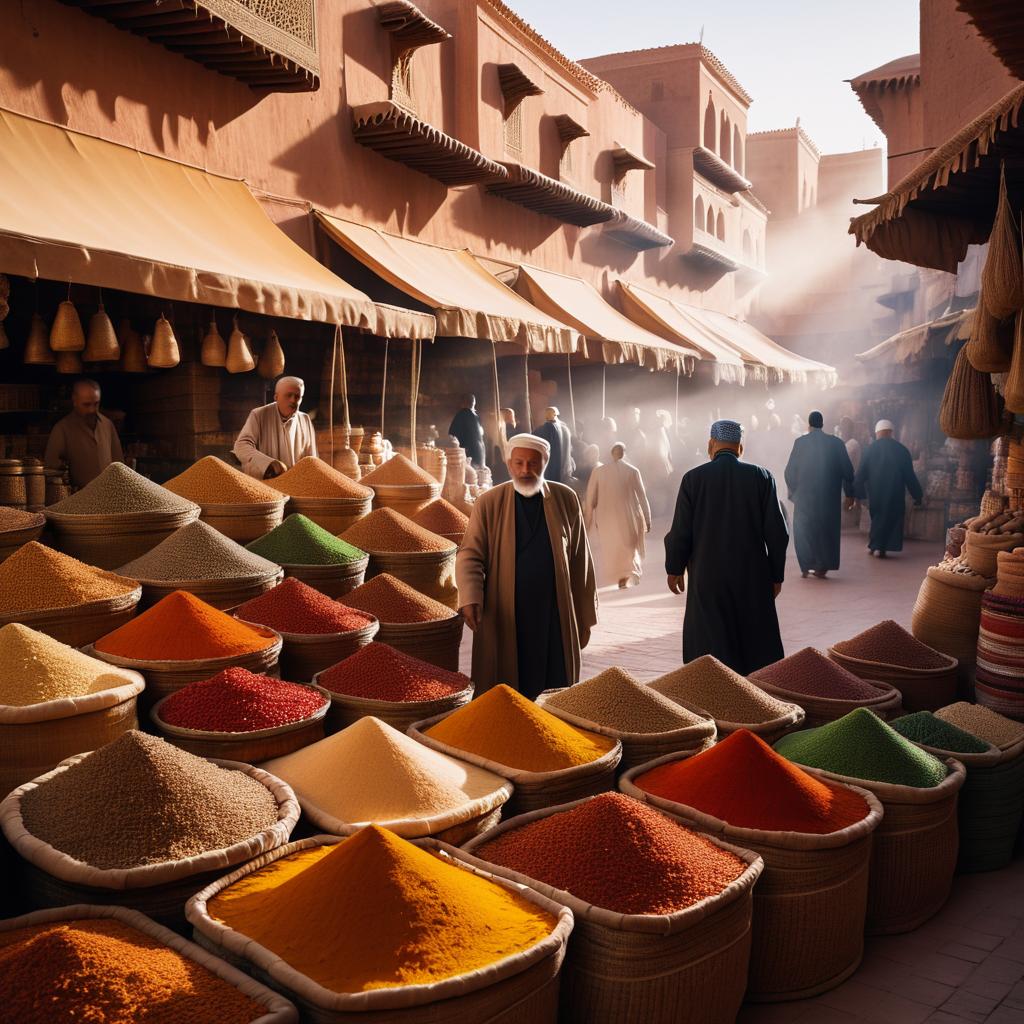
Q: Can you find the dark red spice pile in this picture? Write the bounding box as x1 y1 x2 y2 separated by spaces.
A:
318 642 471 703
235 577 375 635
751 647 882 701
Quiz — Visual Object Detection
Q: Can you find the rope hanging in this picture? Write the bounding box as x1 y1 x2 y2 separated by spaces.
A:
490 341 502 460
380 338 389 440
409 338 423 465
338 330 350 430
566 353 577 431
328 323 339 466
601 363 607 419
523 351 532 430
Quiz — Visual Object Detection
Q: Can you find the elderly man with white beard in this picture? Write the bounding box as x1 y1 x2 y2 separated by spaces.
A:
456 434 597 699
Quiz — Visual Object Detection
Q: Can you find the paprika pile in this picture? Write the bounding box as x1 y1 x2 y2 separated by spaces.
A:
235 577 374 635
341 573 454 623
318 642 470 702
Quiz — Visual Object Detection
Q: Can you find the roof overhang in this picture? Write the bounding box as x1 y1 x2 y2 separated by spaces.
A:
692 147 752 193
956 1 1024 80
602 211 674 251
487 162 617 227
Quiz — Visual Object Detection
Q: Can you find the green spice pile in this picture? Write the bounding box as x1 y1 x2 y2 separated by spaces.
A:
163 456 282 505
774 708 948 788
935 702 1024 749
47 463 196 516
891 711 992 754
832 620 950 669
247 513 366 566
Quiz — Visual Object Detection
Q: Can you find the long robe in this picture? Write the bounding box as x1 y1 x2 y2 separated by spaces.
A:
44 412 124 489
456 480 597 695
784 429 855 573
854 436 923 553
585 459 652 586
448 408 486 468
665 451 789 675
233 403 317 479
534 419 573 483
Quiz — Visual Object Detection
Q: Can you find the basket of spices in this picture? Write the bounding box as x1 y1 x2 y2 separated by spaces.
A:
188 828 571 1024
313 642 473 733
0 731 299 928
622 732 882 1002
247 514 368 598
268 456 373 535
911 560 991 669
0 506 44 562
462 792 763 1024
87 591 282 712
0 623 144 797
361 453 442 518
649 656 805 744
340 508 458 609
44 463 200 569
163 457 287 543
828 620 958 712
0 541 141 647
0 905 298 1024
750 647 903 728
411 685 622 815
151 669 331 763
411 497 470 548
774 708 966 935
234 578 378 679
538 668 716 773
117 520 283 610
262 717 511 843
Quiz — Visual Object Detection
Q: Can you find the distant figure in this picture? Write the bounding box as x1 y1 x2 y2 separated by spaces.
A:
534 406 574 484
839 416 862 473
44 379 124 489
448 394 486 469
586 442 652 589
784 411 855 579
233 376 316 479
595 416 618 458
665 419 789 675
854 420 923 558
575 443 600 491
622 407 647 462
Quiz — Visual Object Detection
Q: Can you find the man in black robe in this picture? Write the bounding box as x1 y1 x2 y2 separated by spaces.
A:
784 411 855 579
448 394 486 468
534 406 573 484
665 419 789 675
854 420 923 557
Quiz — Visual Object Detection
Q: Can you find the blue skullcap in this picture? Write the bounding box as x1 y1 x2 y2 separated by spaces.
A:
710 419 743 444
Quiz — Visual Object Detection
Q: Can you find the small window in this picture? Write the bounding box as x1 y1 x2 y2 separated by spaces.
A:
720 111 731 164
706 206 715 234
704 95 716 150
651 80 664 101
694 195 705 231
733 126 743 173
716 211 725 241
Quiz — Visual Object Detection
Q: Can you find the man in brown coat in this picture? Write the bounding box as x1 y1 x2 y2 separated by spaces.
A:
457 434 597 699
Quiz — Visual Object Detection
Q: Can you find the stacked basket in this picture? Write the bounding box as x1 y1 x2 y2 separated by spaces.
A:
976 591 1024 720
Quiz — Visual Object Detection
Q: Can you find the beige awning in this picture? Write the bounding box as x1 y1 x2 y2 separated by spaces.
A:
315 212 580 353
515 264 699 372
856 308 973 364
0 107 433 339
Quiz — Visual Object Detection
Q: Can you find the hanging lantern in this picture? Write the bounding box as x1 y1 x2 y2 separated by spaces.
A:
50 299 86 352
119 319 147 374
257 328 285 379
24 313 55 365
201 314 227 367
82 297 120 362
55 350 83 374
148 314 180 368
226 314 255 373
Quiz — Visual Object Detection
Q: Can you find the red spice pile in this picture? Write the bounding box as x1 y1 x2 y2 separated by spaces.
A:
751 647 882 701
342 573 454 623
476 792 746 915
235 577 375 635
159 667 326 732
832 620 949 670
635 730 869 834
318 642 471 702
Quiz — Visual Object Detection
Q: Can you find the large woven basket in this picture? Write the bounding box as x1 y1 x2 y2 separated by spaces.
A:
135 568 284 611
284 495 372 536
313 674 472 734
0 755 299 928
0 905 298 1024
536 689 717 773
409 711 622 816
964 531 1024 577
0 674 144 799
370 481 441 520
620 752 883 1001
44 507 200 569
461 797 764 1024
186 834 573 1024
237 617 379 682
751 677 903 729
0 514 45 562
828 647 959 714
799 759 966 935
376 615 464 672
0 586 142 647
200 499 287 544
706 702 806 747
366 547 458 610
911 566 990 668
149 686 332 764
279 557 368 599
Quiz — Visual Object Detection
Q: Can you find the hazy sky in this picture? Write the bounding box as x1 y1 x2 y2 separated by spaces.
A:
508 0 921 155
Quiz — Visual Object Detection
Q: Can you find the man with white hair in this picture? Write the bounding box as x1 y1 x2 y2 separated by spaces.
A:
233 376 317 479
456 433 597 698
853 420 923 558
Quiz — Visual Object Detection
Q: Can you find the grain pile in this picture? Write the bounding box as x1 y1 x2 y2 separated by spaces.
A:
247 513 366 565
546 667 704 733
117 520 277 581
318 642 470 702
47 463 196 516
411 498 469 536
476 792 747 915
236 577 374 635
360 453 436 486
890 711 992 754
19 731 279 868
775 708 948 788
341 573 453 623
0 507 42 533
650 656 794 724
832 620 950 670
0 542 138 614
269 456 373 499
751 647 882 701
262 716 505 824
162 456 282 505
935 702 1024 749
339 508 453 554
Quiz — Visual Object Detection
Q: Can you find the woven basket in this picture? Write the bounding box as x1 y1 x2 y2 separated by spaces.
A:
280 557 368 599
366 548 458 610
0 905 298 1024
912 566 990 667
827 648 959 714
964 531 1024 577
44 508 200 570
799 759 966 935
200 500 287 544
149 686 332 764
0 586 142 648
0 756 299 928
370 481 441 520
461 798 763 1024
186 834 573 1024
707 703 806 747
375 615 464 672
284 495 372 536
236 617 379 682
0 515 45 562
135 569 284 611
536 689 717 773
620 753 883 1001
409 711 622 816
751 678 902 729
0 675 144 799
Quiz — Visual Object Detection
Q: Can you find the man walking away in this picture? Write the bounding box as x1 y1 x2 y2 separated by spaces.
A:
854 420 923 558
784 411 855 579
448 394 486 469
534 406 573 484
665 419 789 675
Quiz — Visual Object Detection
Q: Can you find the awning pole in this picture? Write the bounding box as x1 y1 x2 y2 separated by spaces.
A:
601 364 607 419
566 353 577 432
410 338 423 464
523 352 532 431
490 341 502 461
328 324 338 465
380 338 389 440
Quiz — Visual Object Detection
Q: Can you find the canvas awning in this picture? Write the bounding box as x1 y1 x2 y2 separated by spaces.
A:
315 212 580 353
515 264 699 372
855 308 973 365
0 107 432 339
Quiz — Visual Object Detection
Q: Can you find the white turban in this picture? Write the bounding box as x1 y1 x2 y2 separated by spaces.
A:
507 433 550 458
875 419 894 433
275 375 305 393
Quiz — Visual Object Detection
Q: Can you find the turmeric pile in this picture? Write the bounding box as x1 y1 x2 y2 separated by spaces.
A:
360 452 437 487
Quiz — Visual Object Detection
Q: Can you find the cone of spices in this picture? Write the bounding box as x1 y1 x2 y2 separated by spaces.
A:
411 498 470 546
268 456 372 535
361 452 441 519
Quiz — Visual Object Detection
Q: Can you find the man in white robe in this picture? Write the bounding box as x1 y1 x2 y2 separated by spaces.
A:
233 376 317 479
585 442 652 589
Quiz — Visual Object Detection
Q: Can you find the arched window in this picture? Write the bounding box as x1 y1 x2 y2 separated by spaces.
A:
733 126 743 173
703 95 716 150
694 195 705 231
742 229 752 261
716 211 725 241
706 206 716 234
756 236 763 266
801 178 808 209
720 111 731 163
